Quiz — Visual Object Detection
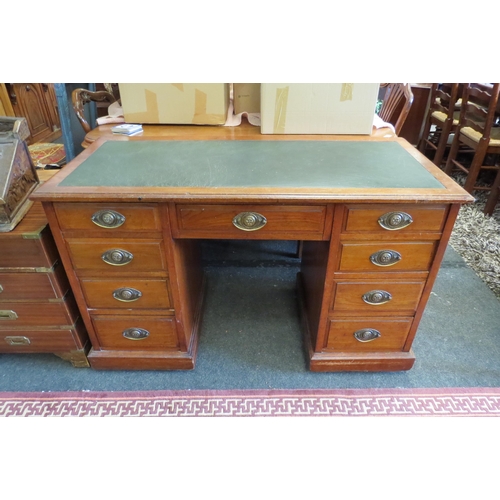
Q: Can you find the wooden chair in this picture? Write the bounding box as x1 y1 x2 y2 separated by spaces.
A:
444 83 500 193
377 83 414 135
72 88 117 133
418 83 461 168
484 167 500 215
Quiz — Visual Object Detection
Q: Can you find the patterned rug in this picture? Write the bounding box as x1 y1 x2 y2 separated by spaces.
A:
28 143 66 168
1 388 499 417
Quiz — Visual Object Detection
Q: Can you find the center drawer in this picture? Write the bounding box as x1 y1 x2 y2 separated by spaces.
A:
174 204 330 240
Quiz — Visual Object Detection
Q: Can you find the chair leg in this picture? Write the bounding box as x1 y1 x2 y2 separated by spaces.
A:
433 120 452 168
463 141 489 192
418 117 432 154
484 168 500 215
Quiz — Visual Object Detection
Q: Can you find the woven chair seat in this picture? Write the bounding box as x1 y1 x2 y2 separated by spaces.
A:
461 126 500 146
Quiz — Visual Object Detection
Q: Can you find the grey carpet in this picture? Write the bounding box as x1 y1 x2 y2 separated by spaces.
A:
1 240 499 392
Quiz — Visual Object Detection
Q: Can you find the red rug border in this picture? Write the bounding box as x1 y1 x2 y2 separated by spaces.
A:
1 387 500 417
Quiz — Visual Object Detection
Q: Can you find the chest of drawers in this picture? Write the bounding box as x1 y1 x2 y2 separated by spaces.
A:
0 202 90 366
31 137 472 371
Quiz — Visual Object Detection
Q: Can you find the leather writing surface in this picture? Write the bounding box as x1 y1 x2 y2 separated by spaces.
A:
59 141 444 189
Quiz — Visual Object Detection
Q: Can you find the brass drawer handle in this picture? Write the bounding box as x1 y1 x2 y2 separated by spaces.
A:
102 249 134 266
370 250 401 267
123 328 150 340
362 290 392 305
0 284 3 294
91 209 126 228
0 310 18 320
378 211 413 231
232 212 267 231
354 328 381 342
113 287 142 302
4 336 30 345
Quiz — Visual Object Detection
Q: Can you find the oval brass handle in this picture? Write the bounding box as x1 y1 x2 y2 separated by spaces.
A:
232 212 267 231
354 328 381 342
113 287 142 302
0 310 18 320
378 211 413 231
4 336 30 346
102 249 133 266
370 250 402 267
362 290 392 305
91 209 126 228
123 328 150 340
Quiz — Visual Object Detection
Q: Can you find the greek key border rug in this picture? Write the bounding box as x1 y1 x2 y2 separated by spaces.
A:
1 388 500 417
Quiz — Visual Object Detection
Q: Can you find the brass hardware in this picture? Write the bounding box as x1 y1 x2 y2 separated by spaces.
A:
102 249 133 266
370 250 402 267
0 285 3 294
378 211 413 231
362 290 392 305
123 328 150 340
113 287 142 302
91 209 126 228
0 310 18 320
354 328 381 342
232 212 267 231
22 225 45 239
4 336 30 346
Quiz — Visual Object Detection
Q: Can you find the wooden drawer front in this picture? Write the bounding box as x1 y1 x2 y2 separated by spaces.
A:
175 204 329 240
339 241 436 272
80 279 172 310
65 239 166 272
332 281 425 315
55 203 161 232
0 321 87 353
326 318 412 352
92 315 178 351
0 226 59 269
0 296 79 327
0 266 69 301
344 205 447 234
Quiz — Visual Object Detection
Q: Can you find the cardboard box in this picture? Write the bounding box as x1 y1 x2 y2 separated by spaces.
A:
233 83 261 114
260 83 379 134
118 83 230 125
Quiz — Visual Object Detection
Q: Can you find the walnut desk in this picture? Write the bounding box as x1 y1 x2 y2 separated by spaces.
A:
31 135 473 371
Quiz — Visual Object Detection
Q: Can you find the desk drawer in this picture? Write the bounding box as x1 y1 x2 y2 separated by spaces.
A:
0 265 69 301
92 315 178 350
55 203 161 233
344 205 447 234
0 296 79 327
339 241 436 272
331 280 425 315
65 239 167 272
80 278 173 310
326 318 412 352
174 204 330 240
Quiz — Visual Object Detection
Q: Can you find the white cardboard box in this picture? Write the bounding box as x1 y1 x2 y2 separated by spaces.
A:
118 83 229 125
260 83 379 134
233 83 261 114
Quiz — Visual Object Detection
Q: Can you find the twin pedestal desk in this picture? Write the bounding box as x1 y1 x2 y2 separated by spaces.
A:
31 136 472 371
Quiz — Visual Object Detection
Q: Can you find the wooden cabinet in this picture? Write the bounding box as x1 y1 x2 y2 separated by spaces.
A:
32 135 472 372
5 83 61 144
0 202 90 366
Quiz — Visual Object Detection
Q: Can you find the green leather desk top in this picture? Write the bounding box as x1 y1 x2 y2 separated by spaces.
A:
59 140 444 190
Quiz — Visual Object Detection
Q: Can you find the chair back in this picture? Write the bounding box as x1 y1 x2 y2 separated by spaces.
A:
377 83 414 135
457 83 500 141
72 88 117 134
431 83 460 118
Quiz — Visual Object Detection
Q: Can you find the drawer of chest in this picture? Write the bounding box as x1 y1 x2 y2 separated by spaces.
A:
339 241 436 272
54 203 162 233
0 264 70 301
0 319 87 353
343 204 447 234
91 315 178 351
325 317 412 352
174 204 330 240
331 280 425 315
0 295 79 327
65 238 167 273
80 278 173 310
